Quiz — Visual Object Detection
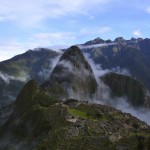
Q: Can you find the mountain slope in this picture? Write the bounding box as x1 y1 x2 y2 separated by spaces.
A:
0 48 60 107
0 80 150 150
0 48 60 82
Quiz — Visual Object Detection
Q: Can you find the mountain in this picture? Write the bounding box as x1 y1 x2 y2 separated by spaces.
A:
0 80 150 150
84 37 105 45
0 48 60 107
80 37 150 92
101 72 150 108
0 46 150 149
42 46 98 100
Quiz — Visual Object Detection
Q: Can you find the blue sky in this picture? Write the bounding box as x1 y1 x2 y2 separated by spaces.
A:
0 0 150 60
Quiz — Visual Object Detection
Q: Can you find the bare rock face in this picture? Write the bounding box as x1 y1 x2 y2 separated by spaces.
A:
42 46 98 100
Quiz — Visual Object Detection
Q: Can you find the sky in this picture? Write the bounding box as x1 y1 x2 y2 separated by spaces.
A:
0 0 150 61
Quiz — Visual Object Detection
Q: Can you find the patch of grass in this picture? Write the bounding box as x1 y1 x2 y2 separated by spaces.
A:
77 104 109 121
68 108 89 119
68 104 109 121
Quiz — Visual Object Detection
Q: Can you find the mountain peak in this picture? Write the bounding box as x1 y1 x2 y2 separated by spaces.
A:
43 46 98 100
59 46 92 70
114 37 126 43
84 37 105 45
60 46 84 61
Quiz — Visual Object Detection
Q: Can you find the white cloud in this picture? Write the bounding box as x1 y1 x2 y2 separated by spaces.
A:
97 27 111 33
79 26 111 37
133 29 142 37
0 0 112 27
25 27 111 48
147 7 150 13
0 40 27 61
0 26 113 61
0 32 75 61
31 32 76 47
34 32 75 42
0 71 28 83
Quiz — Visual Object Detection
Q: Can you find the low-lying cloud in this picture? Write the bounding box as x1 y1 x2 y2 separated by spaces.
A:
116 99 150 125
79 42 116 49
0 71 29 84
38 55 61 81
83 53 150 125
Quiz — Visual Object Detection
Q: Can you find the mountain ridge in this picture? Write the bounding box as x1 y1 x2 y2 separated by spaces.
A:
79 37 150 91
1 39 150 108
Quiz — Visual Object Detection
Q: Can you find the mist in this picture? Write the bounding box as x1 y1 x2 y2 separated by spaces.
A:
38 55 61 80
83 52 150 125
116 98 150 125
0 71 29 84
78 43 117 49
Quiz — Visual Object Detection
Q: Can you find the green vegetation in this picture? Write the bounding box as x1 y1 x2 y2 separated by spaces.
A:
1 91 150 150
0 49 60 107
69 108 89 119
68 104 109 121
101 72 146 107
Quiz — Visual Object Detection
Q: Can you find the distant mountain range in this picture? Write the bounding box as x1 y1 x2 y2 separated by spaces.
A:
79 37 150 91
0 46 150 150
0 37 150 108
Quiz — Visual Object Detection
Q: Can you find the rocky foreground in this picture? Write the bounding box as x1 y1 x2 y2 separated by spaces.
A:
0 81 150 149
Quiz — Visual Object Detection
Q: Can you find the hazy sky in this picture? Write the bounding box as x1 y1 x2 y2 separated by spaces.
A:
0 0 150 60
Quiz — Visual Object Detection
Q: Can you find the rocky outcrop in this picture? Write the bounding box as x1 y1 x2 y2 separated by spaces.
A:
42 46 98 100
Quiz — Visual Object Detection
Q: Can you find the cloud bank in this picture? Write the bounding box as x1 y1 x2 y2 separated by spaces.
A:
133 29 142 37
0 71 28 83
0 0 112 26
